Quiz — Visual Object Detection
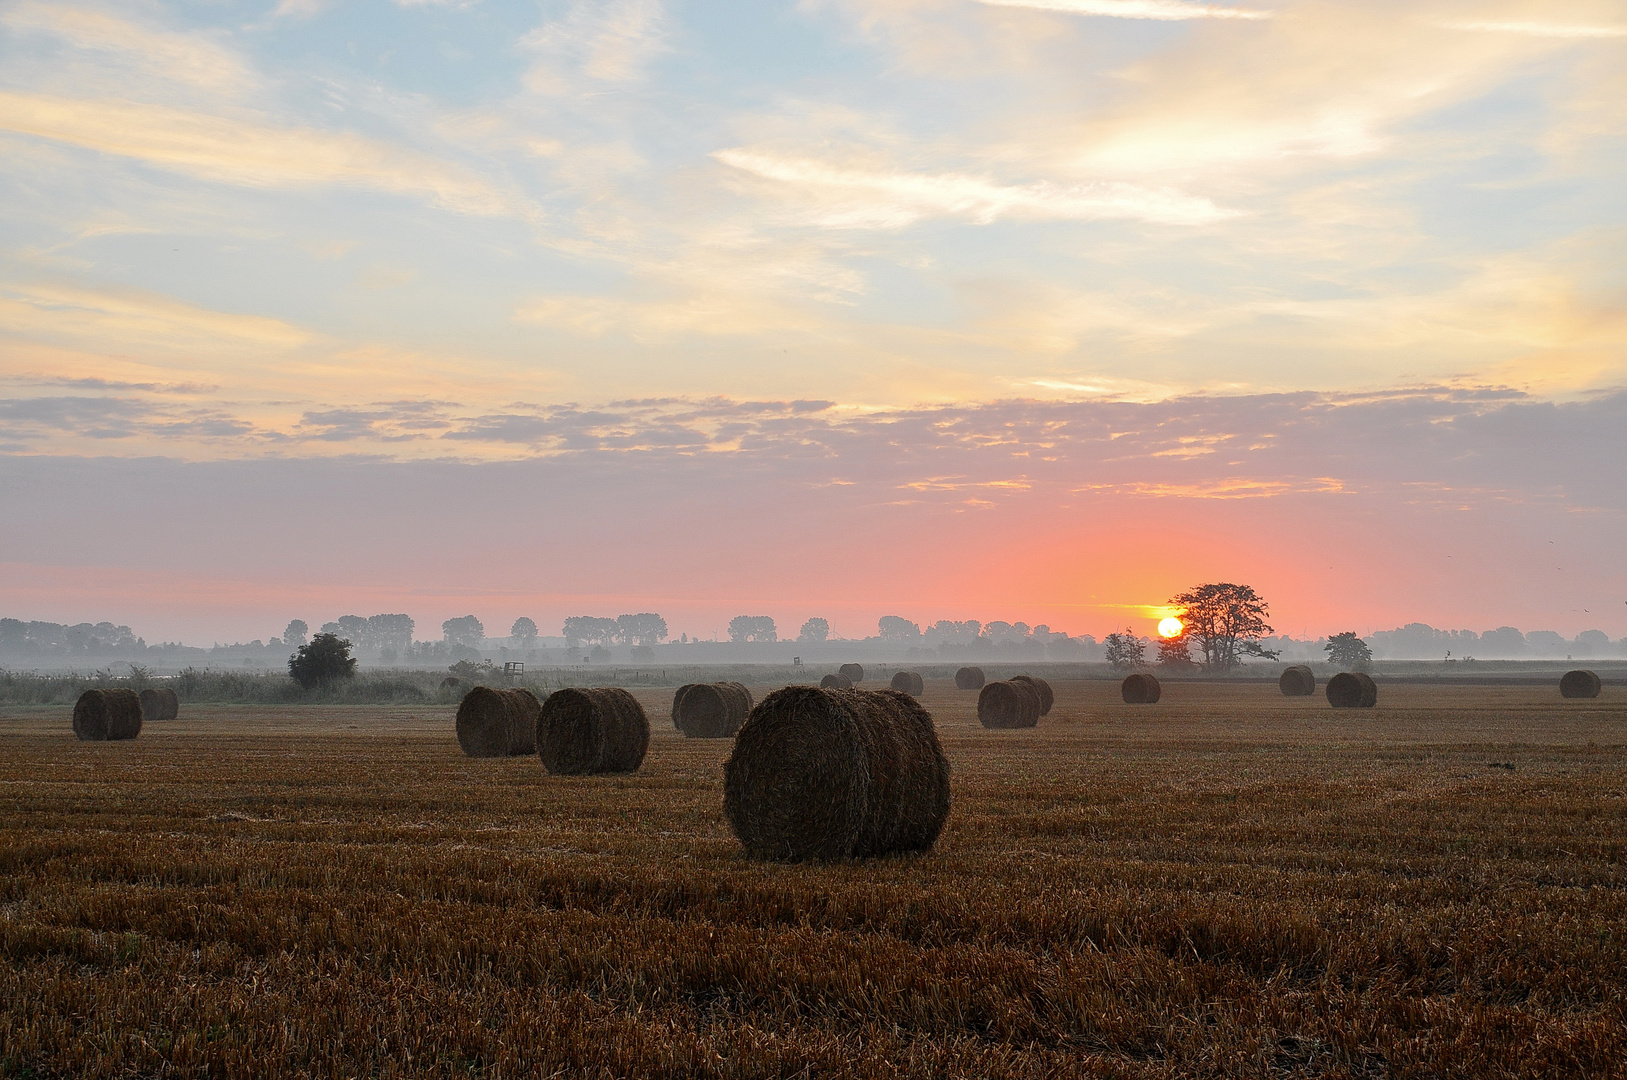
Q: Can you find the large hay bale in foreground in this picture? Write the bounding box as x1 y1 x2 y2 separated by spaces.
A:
889 670 925 696
138 687 179 722
1279 666 1316 697
820 673 853 690
672 681 753 738
456 686 542 757
954 666 985 690
1011 675 1053 715
1560 669 1601 699
73 688 142 741
1326 672 1377 708
978 679 1041 728
1121 673 1161 704
538 687 650 774
723 686 950 861
839 663 865 684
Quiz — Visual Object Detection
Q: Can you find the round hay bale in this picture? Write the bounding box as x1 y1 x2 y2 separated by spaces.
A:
138 686 178 722
440 676 463 691
820 672 853 690
1010 674 1053 715
456 686 540 757
881 690 951 853
839 663 865 684
1279 666 1316 697
722 686 950 861
72 688 142 741
538 687 650 775
1326 672 1378 708
508 688 542 755
978 679 1041 728
673 681 753 738
889 670 925 696
1121 673 1161 704
954 666 985 690
1560 669 1601 699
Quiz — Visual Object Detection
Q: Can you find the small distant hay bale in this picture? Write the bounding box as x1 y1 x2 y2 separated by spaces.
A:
456 686 542 757
538 687 650 774
73 688 143 741
722 685 950 861
1326 672 1377 708
954 666 985 691
672 681 754 738
978 679 1042 728
138 687 179 722
839 663 865 684
1121 673 1161 704
1010 675 1053 716
1560 669 1601 699
889 670 925 696
440 676 464 691
820 673 853 690
1279 666 1316 697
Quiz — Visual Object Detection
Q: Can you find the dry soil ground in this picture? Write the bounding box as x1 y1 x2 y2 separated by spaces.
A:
3 680 1626 1078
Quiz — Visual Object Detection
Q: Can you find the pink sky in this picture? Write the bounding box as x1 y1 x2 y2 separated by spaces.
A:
5 389 1622 644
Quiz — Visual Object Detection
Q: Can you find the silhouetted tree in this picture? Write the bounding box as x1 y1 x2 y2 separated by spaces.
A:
616 612 668 646
562 616 618 648
728 616 777 643
282 619 309 647
1324 631 1373 670
1170 583 1280 674
1104 629 1145 671
510 617 538 643
878 616 921 641
1157 632 1195 669
798 617 830 642
442 615 485 648
288 633 357 689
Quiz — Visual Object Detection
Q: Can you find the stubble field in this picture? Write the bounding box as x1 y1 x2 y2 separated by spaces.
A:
3 679 1625 1078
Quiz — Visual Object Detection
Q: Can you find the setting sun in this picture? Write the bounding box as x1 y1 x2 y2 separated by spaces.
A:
1158 617 1185 639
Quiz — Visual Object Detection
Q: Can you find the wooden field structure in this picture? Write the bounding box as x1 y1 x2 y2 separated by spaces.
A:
3 678 1625 1078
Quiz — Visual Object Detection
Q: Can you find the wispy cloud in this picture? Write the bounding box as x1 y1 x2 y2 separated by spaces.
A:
1438 21 1627 40
2 3 256 96
0 93 528 218
977 0 1272 20
520 0 669 90
715 149 1236 227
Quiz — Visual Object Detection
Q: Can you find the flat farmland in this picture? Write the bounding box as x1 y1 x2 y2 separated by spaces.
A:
3 680 1626 1078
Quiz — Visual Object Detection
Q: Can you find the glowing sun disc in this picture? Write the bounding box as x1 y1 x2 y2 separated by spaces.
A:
1157 617 1184 638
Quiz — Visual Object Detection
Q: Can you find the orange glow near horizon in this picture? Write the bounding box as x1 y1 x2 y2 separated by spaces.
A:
1158 617 1184 639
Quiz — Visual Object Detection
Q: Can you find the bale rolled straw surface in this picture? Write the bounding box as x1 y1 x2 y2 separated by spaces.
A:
1560 669 1601 699
889 670 925 696
138 686 179 722
1326 672 1377 708
456 686 542 757
839 663 865 684
820 673 853 690
1279 666 1316 697
954 666 985 690
978 679 1041 728
672 681 753 738
1010 675 1053 716
538 687 650 774
1121 673 1161 704
73 688 143 741
722 685 949 861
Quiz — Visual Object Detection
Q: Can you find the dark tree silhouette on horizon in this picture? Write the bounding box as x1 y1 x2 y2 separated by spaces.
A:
1170 583 1280 674
288 632 357 689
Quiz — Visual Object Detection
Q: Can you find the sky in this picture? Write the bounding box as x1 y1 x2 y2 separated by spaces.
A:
1 0 1624 645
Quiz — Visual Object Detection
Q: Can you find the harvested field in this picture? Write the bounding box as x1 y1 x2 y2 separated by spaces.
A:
3 679 1626 1078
